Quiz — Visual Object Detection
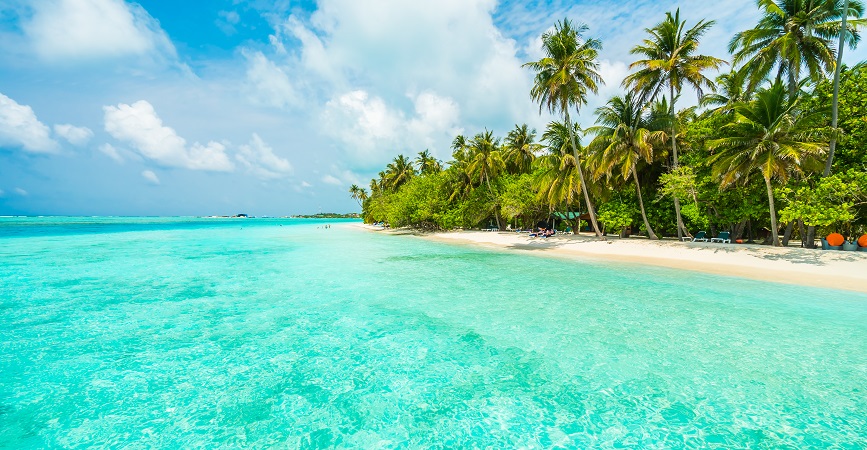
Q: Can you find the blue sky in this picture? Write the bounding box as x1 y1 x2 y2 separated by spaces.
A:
1 0 864 216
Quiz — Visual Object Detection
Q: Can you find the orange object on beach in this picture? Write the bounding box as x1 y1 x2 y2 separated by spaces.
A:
826 233 845 246
735 239 744 244
859 234 867 247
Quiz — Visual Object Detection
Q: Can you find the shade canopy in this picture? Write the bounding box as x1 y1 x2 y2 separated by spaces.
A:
553 211 589 220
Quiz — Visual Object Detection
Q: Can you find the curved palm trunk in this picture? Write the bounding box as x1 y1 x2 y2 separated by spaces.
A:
484 170 502 230
633 167 658 239
564 111 603 238
825 0 849 176
806 0 852 249
763 175 780 247
670 83 689 240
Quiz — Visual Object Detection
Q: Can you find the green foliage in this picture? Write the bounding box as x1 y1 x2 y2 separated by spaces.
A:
679 201 710 230
359 10 865 244
659 166 698 202
597 195 635 235
498 174 546 224
779 169 867 231
803 65 867 170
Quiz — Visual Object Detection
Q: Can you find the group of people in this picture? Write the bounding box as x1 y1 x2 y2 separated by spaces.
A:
528 227 556 238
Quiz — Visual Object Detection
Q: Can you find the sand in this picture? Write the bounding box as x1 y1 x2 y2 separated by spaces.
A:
359 225 867 293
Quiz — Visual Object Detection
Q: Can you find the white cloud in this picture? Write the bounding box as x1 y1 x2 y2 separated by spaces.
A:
103 100 234 172
98 143 124 163
54 124 93 146
235 133 293 180
23 0 176 62
301 181 312 188
323 90 402 163
243 50 299 108
216 10 241 36
141 170 160 185
14 187 28 196
321 174 342 186
322 89 461 166
254 0 544 168
0 92 58 153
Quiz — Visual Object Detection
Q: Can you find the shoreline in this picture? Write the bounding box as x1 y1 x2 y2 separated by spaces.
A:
356 224 867 293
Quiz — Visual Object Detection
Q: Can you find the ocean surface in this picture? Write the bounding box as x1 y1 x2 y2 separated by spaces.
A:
1 217 866 448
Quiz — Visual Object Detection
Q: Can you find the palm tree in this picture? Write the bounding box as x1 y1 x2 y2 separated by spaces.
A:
827 0 865 174
383 154 415 191
708 82 826 246
700 69 753 115
348 184 368 207
535 121 587 220
503 124 540 174
730 0 864 97
467 130 506 229
523 18 605 238
733 1 865 247
624 9 725 239
446 134 474 201
587 94 667 239
415 149 442 175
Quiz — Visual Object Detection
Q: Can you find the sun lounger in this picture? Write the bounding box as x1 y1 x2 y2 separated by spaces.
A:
710 231 731 243
684 231 708 242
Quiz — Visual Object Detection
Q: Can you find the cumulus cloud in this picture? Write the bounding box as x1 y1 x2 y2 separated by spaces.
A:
216 10 241 36
321 174 342 186
0 92 58 153
252 0 543 169
103 100 234 172
54 124 93 146
23 0 176 62
235 133 293 180
322 89 461 166
243 50 299 109
141 170 160 185
98 143 124 163
14 187 28 196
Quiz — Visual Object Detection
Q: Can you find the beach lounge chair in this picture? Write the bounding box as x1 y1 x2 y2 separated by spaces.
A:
684 231 708 242
711 231 731 243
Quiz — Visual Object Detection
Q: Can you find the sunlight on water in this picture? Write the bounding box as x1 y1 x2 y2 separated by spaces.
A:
1 217 866 448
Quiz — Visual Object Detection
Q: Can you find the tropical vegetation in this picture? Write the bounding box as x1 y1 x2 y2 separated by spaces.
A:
352 0 867 247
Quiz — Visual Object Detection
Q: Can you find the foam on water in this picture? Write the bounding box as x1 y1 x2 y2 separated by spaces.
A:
1 217 866 448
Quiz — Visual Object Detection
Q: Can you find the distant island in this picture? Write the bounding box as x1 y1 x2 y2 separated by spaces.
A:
203 213 360 219
290 213 360 219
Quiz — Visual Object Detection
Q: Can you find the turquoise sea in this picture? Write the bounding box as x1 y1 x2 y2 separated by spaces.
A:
1 217 866 448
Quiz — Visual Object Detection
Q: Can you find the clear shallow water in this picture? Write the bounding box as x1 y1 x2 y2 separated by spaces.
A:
1 217 866 449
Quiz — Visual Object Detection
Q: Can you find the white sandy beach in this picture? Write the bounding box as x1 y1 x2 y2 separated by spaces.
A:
359 225 867 293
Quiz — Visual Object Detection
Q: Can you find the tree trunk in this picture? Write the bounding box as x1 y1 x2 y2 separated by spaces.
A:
669 83 689 240
484 171 502 230
798 220 806 247
825 0 849 176
764 175 780 247
806 0 851 249
633 167 658 239
564 110 603 239
732 219 748 240
747 219 755 243
782 221 794 247
804 226 817 249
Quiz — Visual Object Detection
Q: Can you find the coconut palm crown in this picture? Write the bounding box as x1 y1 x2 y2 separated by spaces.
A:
708 81 827 246
624 9 725 239
523 18 605 238
730 0 865 95
587 94 668 239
